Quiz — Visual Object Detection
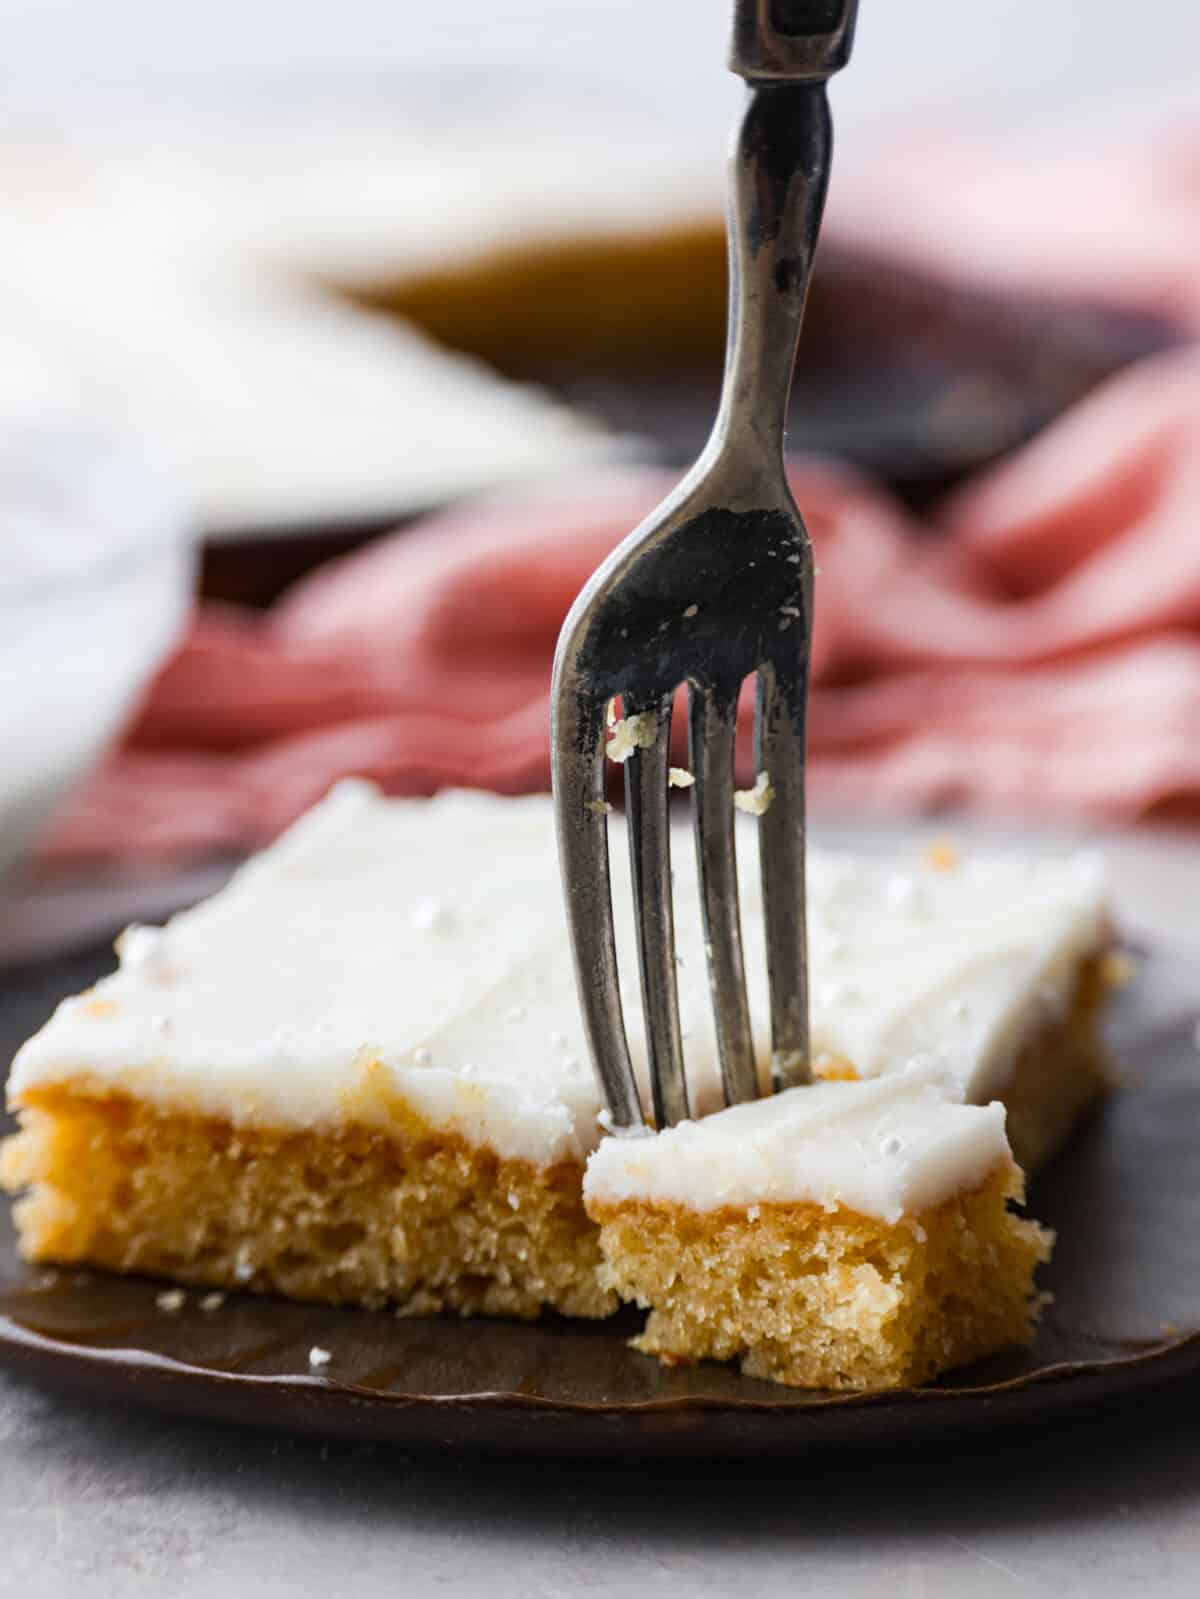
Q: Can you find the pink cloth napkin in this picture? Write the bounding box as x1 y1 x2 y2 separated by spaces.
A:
43 339 1200 866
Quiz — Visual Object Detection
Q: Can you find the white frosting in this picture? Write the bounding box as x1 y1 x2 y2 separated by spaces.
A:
583 1068 1011 1224
8 784 1108 1171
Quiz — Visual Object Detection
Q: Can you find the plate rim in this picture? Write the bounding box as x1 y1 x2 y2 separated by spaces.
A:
2 1312 1198 1459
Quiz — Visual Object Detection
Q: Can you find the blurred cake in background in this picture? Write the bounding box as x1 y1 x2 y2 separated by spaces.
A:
1 94 1178 554
0 102 723 538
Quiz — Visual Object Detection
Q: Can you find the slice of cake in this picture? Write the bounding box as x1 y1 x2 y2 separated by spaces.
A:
584 1068 1052 1390
1 783 1111 1334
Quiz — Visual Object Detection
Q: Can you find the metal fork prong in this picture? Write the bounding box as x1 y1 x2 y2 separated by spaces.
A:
624 693 689 1128
689 681 758 1107
755 656 812 1092
551 711 645 1131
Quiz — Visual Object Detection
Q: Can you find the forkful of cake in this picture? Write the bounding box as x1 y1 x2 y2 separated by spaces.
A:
551 1 859 1133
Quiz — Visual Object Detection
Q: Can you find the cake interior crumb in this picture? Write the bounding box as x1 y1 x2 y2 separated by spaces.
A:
590 1163 1050 1391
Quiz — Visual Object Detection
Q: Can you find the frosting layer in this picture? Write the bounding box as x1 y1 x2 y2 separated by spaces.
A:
8 783 1107 1166
582 1067 1012 1223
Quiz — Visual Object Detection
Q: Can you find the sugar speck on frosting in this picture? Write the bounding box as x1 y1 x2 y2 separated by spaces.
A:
155 1289 185 1313
117 924 173 980
413 1047 433 1066
412 900 455 934
884 874 929 915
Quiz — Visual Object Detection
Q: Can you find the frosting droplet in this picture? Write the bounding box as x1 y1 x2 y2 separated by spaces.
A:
412 900 455 934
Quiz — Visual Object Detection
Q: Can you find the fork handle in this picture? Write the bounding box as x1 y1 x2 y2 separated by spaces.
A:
711 80 833 480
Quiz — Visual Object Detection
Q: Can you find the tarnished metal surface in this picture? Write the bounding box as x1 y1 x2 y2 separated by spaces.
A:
551 4 857 1128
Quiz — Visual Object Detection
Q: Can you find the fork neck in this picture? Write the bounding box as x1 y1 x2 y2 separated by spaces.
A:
707 81 832 490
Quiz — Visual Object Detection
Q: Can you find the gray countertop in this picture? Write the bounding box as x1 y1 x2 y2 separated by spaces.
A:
2 1362 1199 1597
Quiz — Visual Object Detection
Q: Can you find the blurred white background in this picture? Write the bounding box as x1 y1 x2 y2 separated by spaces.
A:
2 0 1197 158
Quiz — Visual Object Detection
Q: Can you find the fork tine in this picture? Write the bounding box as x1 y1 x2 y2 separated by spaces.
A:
689 681 758 1107
755 652 812 1092
551 700 645 1130
624 692 689 1128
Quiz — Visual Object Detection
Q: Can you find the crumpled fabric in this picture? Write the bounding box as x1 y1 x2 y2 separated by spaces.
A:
43 340 1200 864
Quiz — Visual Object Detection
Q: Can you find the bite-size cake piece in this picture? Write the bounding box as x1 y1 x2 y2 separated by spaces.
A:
2 781 1111 1328
584 1069 1052 1390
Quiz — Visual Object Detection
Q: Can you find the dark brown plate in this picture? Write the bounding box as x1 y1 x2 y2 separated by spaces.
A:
1 938 1198 1458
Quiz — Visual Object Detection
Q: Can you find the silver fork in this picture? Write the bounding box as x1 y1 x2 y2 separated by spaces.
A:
551 0 858 1132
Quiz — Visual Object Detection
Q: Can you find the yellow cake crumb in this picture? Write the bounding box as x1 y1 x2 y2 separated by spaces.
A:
607 711 658 764
813 1055 861 1082
922 839 961 872
0 1085 612 1320
734 771 775 816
